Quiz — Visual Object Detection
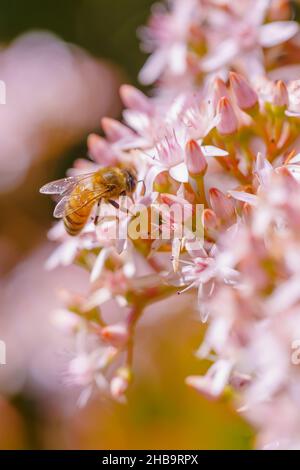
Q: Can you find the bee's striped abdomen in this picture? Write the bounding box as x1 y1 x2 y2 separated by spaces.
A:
63 189 95 236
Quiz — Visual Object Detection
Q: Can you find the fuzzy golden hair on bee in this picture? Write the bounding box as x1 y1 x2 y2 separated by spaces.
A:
40 166 138 236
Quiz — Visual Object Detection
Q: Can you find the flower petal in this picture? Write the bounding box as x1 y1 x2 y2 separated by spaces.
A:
83 287 112 310
90 248 112 283
228 190 258 206
139 49 168 85
201 145 228 158
169 43 187 75
145 164 167 192
255 152 273 187
169 162 189 183
186 360 233 399
248 0 270 26
201 39 238 72
286 110 300 117
259 21 299 48
287 153 300 165
239 50 265 77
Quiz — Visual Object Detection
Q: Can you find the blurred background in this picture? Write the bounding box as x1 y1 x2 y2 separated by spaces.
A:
0 0 253 449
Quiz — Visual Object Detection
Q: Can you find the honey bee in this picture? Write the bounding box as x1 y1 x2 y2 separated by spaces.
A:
40 167 137 236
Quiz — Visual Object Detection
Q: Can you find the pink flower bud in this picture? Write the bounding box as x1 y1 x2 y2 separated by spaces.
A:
212 77 229 110
216 97 238 135
110 367 131 402
101 323 129 347
202 209 218 230
185 139 207 175
87 132 103 151
202 208 219 240
120 84 152 114
110 377 127 402
209 188 235 221
160 193 193 225
229 72 258 110
87 133 113 164
160 193 186 209
101 117 133 142
274 80 289 107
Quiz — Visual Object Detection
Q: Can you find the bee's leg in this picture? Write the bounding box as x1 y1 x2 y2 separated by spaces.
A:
108 199 120 210
94 199 102 226
108 197 135 217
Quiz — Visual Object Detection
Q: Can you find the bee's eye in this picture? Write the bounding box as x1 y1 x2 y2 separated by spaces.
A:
126 171 136 192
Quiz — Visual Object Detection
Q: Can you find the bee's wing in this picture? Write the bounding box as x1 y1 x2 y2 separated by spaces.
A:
39 172 95 195
53 187 113 218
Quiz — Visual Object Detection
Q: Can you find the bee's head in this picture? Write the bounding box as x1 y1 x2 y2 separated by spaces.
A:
123 168 137 194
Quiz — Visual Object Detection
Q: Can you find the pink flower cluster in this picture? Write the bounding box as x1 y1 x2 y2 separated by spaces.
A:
44 0 300 448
